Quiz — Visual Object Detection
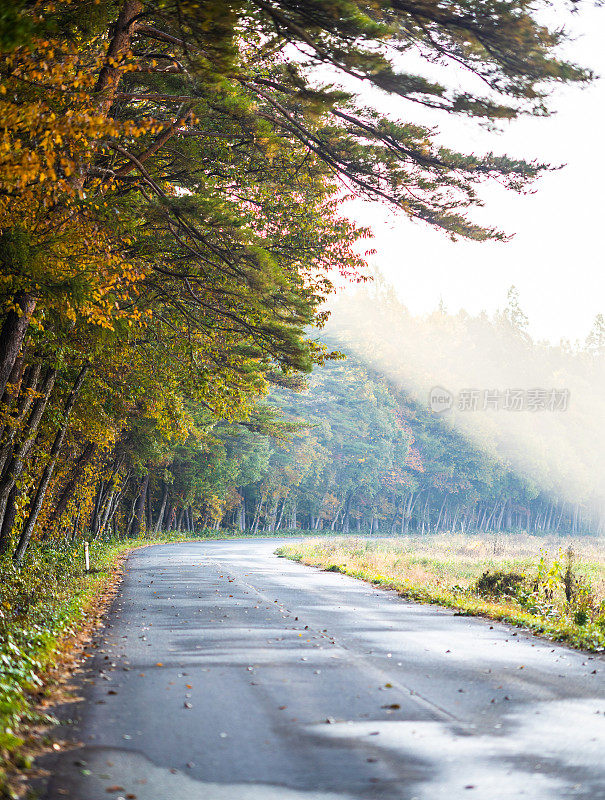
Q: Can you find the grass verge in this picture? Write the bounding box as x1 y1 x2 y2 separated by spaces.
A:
276 535 605 654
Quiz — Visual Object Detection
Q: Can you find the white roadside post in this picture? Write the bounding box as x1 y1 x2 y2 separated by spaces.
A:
85 541 90 573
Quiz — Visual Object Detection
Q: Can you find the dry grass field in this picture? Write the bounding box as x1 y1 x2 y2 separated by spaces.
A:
277 534 605 652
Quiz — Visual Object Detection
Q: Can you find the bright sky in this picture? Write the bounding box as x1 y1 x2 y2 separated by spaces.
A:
342 5 605 345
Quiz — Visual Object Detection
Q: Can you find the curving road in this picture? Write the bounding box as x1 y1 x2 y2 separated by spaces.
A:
43 539 605 800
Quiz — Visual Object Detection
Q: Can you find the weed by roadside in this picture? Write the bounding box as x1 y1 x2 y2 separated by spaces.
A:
276 535 605 653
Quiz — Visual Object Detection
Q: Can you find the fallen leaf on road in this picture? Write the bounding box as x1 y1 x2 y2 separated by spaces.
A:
105 787 124 793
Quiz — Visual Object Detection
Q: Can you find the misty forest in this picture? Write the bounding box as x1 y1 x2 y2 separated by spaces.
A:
1 1 605 792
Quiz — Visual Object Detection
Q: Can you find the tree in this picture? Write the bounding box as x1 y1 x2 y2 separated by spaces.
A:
0 0 593 556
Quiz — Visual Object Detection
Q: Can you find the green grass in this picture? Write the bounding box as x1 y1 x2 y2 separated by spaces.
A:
276 534 605 653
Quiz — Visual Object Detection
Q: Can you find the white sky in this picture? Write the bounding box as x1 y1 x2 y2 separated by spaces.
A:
341 5 605 344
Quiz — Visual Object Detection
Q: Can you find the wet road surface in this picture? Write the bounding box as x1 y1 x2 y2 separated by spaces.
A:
43 539 605 799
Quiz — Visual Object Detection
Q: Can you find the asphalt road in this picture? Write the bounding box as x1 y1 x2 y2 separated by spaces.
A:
43 539 605 800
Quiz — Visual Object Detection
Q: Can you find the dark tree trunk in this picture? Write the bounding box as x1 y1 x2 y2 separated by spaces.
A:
0 484 17 556
146 480 153 531
0 361 41 476
13 363 90 563
0 292 36 401
0 365 56 534
166 503 175 532
0 355 26 443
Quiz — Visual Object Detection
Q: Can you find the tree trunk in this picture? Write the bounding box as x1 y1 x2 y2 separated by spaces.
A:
42 441 96 538
13 362 90 563
95 486 116 540
330 501 343 531
88 479 106 538
0 366 57 538
0 292 37 401
451 505 460 532
496 502 505 531
154 481 168 534
70 507 81 541
402 492 417 534
435 497 447 532
130 472 149 539
252 504 261 534
99 464 130 538
0 355 27 445
146 480 153 532
0 485 17 556
165 503 175 532
275 498 286 531
94 1 143 114
237 494 246 532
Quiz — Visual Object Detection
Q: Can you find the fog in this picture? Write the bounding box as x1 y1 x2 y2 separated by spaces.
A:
324 277 605 511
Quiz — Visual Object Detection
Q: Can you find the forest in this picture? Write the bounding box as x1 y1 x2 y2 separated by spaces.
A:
0 0 594 564
156 284 605 538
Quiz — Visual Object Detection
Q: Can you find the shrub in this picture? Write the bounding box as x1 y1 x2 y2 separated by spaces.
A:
473 570 526 598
